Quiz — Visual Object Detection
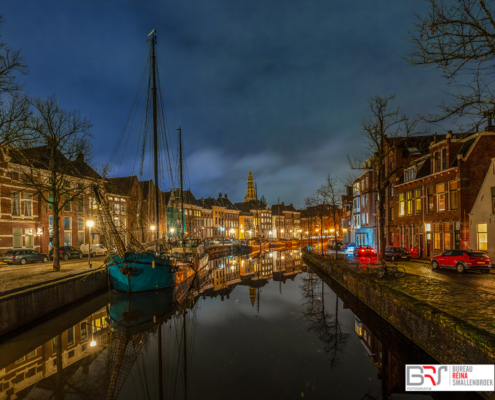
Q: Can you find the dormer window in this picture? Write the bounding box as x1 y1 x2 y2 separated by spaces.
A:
404 167 416 182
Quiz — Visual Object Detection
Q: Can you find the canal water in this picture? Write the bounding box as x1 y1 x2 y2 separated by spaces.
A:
0 249 483 399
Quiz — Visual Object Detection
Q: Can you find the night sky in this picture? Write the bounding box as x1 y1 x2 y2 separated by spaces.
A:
2 1 450 207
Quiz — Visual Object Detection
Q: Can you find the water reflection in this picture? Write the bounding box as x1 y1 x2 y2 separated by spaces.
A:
0 249 483 399
300 272 349 367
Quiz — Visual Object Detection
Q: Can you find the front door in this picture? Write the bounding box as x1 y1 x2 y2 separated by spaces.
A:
426 233 431 257
419 234 424 258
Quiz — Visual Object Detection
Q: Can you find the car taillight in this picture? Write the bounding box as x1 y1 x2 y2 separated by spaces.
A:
12 255 16 258
371 249 375 253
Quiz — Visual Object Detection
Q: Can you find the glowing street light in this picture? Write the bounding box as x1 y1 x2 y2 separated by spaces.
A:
90 340 97 347
151 225 156 242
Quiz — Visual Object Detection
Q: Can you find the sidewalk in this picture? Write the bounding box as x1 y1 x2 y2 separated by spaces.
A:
0 260 106 296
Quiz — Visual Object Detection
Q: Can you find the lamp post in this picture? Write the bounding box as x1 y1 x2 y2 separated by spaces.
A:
151 225 156 243
86 220 94 268
281 229 284 240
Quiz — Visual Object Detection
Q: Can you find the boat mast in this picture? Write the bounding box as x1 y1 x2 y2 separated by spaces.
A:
178 127 184 242
150 30 160 249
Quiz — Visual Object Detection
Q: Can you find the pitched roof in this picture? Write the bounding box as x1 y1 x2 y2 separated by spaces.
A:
451 137 477 167
234 200 268 212
106 175 137 196
271 203 299 215
10 146 101 180
216 196 239 211
203 197 222 208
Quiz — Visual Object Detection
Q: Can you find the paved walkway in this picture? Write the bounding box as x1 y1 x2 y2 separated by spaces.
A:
0 258 106 296
347 255 495 294
320 255 495 336
371 272 495 336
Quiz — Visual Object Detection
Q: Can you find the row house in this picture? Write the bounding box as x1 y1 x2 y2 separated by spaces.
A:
270 202 301 239
352 166 377 248
204 197 227 240
3 147 101 255
234 200 272 238
389 130 495 258
216 193 240 239
469 157 495 260
239 211 254 239
301 204 343 241
341 185 353 243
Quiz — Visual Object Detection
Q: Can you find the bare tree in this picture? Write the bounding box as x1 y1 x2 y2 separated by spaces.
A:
11 95 96 271
405 0 495 131
321 174 342 259
350 94 421 261
0 15 30 147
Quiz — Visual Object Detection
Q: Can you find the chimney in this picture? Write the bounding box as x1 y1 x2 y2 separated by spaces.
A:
446 130 452 139
282 202 285 206
224 193 228 199
76 152 84 163
433 133 437 143
219 192 222 198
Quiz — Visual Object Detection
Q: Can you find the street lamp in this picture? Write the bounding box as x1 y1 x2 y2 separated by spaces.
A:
86 220 94 268
151 225 156 242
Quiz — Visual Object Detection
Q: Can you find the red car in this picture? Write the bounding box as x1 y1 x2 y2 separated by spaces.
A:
431 250 492 273
353 245 376 257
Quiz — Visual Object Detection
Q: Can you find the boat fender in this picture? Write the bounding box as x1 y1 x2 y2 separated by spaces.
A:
152 260 155 269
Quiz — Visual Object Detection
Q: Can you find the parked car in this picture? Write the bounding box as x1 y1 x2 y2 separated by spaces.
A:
2 250 49 265
81 243 108 257
344 243 357 255
327 240 343 250
431 250 492 273
353 245 376 257
385 247 410 261
49 246 83 261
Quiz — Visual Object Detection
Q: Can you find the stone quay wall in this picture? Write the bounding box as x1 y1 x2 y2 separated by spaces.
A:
302 250 495 400
0 269 108 337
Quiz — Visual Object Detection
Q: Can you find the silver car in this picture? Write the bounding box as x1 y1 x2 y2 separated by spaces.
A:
2 250 49 265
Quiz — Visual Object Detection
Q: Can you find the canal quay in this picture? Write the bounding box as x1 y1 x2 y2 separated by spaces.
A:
0 247 485 400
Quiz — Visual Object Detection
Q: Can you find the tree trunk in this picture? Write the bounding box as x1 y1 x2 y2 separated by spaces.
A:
378 187 386 262
52 204 61 271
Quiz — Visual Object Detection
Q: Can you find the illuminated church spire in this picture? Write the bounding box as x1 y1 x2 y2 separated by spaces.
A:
244 170 256 202
249 286 256 308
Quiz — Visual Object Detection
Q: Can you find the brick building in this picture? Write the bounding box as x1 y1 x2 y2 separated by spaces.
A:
390 131 495 258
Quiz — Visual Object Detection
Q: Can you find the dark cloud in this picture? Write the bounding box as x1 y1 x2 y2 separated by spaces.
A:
2 0 451 206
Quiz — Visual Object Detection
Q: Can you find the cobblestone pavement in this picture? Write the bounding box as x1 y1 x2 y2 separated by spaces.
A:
311 253 495 336
347 255 495 294
374 273 495 336
0 256 107 296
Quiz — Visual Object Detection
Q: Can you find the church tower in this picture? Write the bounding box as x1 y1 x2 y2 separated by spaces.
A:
244 170 256 202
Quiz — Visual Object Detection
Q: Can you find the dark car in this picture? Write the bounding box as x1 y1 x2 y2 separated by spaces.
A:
353 245 376 257
385 247 410 261
431 250 492 273
327 240 343 250
2 250 49 265
49 246 83 261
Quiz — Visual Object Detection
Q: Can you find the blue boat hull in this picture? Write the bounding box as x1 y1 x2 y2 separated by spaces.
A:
107 252 194 292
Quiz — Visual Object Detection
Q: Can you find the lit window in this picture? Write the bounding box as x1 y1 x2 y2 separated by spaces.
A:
450 181 458 210
478 223 488 251
437 183 446 211
399 193 405 216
